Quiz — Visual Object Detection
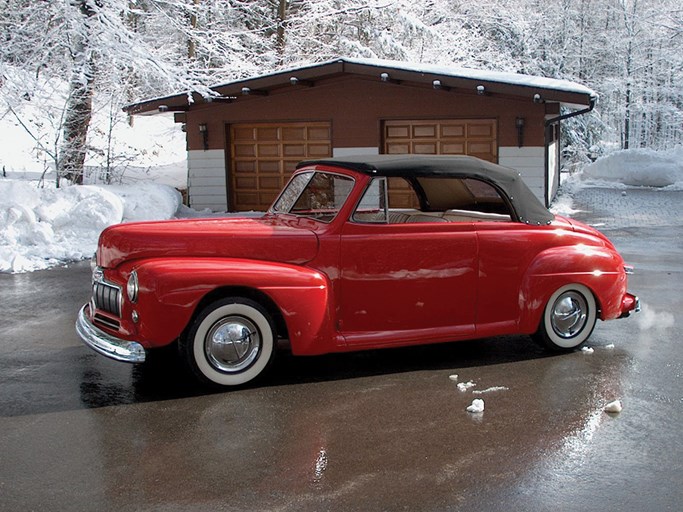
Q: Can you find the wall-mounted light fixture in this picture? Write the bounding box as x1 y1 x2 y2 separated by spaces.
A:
199 123 209 151
533 93 543 104
515 117 525 147
476 85 486 95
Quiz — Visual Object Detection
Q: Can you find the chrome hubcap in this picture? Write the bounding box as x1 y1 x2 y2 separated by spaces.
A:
205 316 260 373
551 291 588 339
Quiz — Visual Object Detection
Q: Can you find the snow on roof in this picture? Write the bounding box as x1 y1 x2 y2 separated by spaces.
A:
126 57 596 112
343 57 597 98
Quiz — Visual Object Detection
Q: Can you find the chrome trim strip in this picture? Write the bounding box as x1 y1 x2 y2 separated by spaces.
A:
634 296 641 313
624 265 635 275
76 305 146 363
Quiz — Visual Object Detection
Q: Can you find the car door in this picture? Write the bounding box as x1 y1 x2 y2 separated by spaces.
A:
337 218 478 347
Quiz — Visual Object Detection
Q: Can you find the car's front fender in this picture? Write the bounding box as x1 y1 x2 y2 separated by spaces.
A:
126 258 337 354
518 244 628 332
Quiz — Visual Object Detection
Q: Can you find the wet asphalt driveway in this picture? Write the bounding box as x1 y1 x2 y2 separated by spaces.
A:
1 188 681 511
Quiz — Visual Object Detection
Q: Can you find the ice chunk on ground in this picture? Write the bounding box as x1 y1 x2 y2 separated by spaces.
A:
604 344 615 349
457 381 475 392
604 400 623 413
581 346 594 354
467 399 485 413
448 374 459 382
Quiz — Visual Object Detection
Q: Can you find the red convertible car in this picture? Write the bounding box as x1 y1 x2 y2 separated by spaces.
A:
77 155 639 387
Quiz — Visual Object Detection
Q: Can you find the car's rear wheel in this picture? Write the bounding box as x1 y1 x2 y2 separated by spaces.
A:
180 297 276 387
534 284 597 351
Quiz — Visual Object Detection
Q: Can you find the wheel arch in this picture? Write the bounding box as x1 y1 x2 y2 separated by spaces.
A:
518 244 625 332
189 286 288 342
128 257 334 353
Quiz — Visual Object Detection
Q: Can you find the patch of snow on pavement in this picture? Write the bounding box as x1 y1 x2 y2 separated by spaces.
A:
448 374 459 382
457 381 476 392
472 386 508 395
581 346 594 354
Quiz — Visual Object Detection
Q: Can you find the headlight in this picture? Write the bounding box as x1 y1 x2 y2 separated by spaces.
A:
127 270 139 303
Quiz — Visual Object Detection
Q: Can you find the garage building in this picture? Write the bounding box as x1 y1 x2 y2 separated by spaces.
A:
125 58 596 212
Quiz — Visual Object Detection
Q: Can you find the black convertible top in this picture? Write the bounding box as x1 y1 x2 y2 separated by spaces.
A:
297 154 555 225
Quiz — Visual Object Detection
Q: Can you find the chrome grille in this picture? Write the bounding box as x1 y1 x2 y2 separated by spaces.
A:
93 280 122 317
94 313 121 330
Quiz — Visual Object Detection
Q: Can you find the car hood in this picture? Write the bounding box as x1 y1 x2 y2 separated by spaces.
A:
97 216 319 269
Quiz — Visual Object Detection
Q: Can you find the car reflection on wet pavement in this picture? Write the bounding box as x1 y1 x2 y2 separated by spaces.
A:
1 188 681 512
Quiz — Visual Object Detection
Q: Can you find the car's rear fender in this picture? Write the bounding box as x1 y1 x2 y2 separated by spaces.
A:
126 258 337 354
518 245 628 332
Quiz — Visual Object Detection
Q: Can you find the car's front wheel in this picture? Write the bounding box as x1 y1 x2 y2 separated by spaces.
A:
534 284 597 350
180 297 276 387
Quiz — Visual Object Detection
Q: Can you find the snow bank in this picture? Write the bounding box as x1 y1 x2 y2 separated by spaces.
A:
582 147 683 189
0 180 181 273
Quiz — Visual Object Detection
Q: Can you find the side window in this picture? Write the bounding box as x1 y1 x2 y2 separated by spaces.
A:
352 178 388 223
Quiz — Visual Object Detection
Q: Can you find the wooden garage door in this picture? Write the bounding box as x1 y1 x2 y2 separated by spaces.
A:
383 119 497 208
383 119 497 161
230 122 332 211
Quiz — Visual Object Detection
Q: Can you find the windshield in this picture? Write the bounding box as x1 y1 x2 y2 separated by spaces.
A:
271 171 355 222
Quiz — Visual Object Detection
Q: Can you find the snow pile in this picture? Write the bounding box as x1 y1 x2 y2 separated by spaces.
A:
466 399 485 413
581 346 594 354
581 147 683 189
0 180 181 273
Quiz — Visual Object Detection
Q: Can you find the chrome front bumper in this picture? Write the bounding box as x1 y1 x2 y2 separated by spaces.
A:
76 305 146 363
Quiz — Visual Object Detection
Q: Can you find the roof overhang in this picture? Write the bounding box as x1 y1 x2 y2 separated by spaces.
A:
124 57 597 116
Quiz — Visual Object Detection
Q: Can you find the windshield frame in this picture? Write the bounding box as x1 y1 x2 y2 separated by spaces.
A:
270 170 356 223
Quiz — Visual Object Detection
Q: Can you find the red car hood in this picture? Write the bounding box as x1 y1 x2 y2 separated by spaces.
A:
97 216 319 269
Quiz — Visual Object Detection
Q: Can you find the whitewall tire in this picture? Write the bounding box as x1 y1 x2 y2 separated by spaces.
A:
535 284 597 350
181 297 276 387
